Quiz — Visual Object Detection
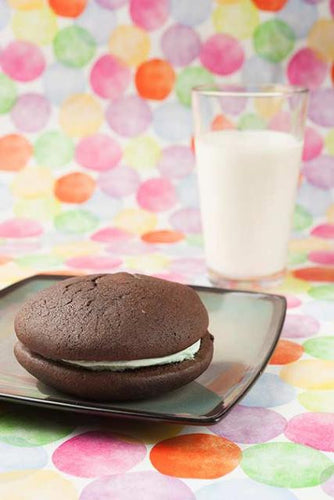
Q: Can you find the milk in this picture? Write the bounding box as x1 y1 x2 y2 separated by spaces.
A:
195 130 303 280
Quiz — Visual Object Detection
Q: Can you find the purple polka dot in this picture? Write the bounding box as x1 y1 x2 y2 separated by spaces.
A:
281 314 320 339
53 431 146 478
211 405 287 444
106 239 152 255
311 223 334 239
285 295 302 308
137 178 177 212
0 241 41 254
80 471 195 500
287 48 328 89
11 93 51 133
0 218 43 238
322 474 334 497
219 85 247 116
303 155 334 190
0 41 45 82
309 250 334 265
161 24 201 66
66 255 122 270
91 227 133 243
170 257 206 275
157 145 194 179
98 166 140 198
90 54 131 99
106 96 152 137
285 413 334 451
76 134 122 172
130 0 169 31
302 127 323 161
95 0 127 8
200 34 244 76
309 89 334 127
169 208 202 233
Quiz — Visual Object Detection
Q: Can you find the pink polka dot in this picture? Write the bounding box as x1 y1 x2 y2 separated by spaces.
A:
285 413 334 451
285 295 302 308
269 111 291 133
137 178 177 212
96 0 127 8
106 96 152 137
98 166 140 198
309 89 334 127
90 55 131 99
169 208 202 234
212 406 287 444
309 250 334 264
52 431 146 478
161 24 201 66
323 474 334 497
0 218 43 238
91 227 132 243
0 41 45 82
303 156 334 189
130 0 169 31
152 272 187 283
200 34 244 76
302 127 323 161
331 0 334 16
281 313 320 339
158 146 194 179
311 223 334 239
106 239 152 255
287 48 328 89
66 255 122 270
11 93 51 133
76 134 122 172
170 257 206 275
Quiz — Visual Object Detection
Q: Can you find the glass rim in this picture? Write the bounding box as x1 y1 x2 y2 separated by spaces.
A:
191 83 309 98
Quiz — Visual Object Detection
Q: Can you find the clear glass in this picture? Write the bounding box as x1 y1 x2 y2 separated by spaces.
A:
192 84 309 288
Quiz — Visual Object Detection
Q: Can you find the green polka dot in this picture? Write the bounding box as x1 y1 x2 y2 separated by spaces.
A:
54 26 96 68
123 136 161 170
287 251 307 266
238 113 266 130
186 234 204 247
241 442 332 488
304 336 334 360
325 130 334 155
34 131 74 168
0 74 16 114
308 284 334 300
14 197 61 222
55 209 99 234
253 20 295 63
176 67 215 107
299 390 334 412
293 205 313 231
0 412 74 447
15 254 63 269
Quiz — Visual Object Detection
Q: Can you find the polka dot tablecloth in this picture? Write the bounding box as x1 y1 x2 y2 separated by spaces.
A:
0 0 334 498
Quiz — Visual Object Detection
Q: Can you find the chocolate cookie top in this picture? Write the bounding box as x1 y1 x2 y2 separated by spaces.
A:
14 273 209 362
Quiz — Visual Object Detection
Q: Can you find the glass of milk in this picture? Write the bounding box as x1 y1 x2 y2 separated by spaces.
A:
192 84 308 288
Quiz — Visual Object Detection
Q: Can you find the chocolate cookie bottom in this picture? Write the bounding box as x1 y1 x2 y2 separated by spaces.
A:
14 333 214 401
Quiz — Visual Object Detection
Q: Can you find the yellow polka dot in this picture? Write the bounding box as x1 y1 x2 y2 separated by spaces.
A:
0 263 33 288
325 130 334 155
327 204 334 223
109 25 150 67
8 0 44 10
255 95 283 119
308 19 334 63
212 0 259 39
281 359 334 390
123 136 161 171
289 236 332 252
53 240 101 258
12 8 58 45
11 166 54 199
14 197 61 222
113 208 157 235
0 470 77 500
125 254 170 273
275 272 311 294
298 390 334 412
59 94 103 138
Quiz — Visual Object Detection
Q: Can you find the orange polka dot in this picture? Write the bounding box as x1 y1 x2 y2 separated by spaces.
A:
48 0 87 17
0 256 12 265
270 339 304 365
135 59 175 100
211 114 234 131
54 172 95 203
150 433 241 479
0 134 32 172
293 267 334 282
251 0 288 10
141 230 184 244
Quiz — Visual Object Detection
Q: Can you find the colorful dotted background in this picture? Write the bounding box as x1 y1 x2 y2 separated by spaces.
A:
0 0 334 498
